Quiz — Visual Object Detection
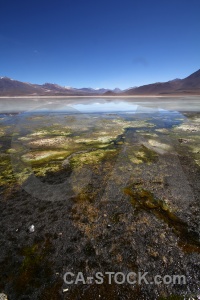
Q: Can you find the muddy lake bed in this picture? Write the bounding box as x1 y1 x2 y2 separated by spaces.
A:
0 97 200 300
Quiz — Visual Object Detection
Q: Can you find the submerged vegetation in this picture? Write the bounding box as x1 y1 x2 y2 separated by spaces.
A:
124 187 200 253
0 107 200 299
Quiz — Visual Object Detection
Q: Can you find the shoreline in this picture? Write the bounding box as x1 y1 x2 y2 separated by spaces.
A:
0 94 200 99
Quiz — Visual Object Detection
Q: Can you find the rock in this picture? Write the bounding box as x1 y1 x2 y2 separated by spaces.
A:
162 256 167 264
63 289 69 293
178 138 188 143
28 225 35 233
107 224 111 228
0 293 8 300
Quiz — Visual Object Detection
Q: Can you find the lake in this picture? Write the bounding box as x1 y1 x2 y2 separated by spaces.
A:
0 96 200 299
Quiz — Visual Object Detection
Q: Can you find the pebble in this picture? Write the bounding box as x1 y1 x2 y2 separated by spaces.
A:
28 225 35 233
178 138 188 143
0 293 8 300
63 289 69 293
107 224 111 228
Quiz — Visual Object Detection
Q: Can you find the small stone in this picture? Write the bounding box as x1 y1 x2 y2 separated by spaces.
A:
0 293 8 300
58 232 62 236
28 225 35 233
63 289 69 293
107 224 111 228
16 229 19 232
162 256 167 264
178 138 188 144
160 233 165 239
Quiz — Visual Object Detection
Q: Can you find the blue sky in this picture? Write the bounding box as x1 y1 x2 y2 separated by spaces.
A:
0 0 200 89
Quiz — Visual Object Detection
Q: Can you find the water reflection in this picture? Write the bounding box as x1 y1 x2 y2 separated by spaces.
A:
0 96 200 113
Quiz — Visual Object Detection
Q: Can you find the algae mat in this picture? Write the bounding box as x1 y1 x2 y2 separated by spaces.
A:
0 97 200 300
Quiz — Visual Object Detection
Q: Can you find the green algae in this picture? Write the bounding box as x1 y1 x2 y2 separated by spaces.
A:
111 212 122 224
0 154 15 186
145 139 172 154
113 118 155 128
70 149 116 168
124 187 200 253
21 150 71 164
128 144 158 165
15 236 54 295
0 126 11 137
27 136 74 150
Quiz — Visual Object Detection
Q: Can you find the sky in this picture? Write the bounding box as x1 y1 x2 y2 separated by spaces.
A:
0 0 200 89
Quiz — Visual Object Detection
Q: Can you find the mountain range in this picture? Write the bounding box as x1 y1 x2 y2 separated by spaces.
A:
0 69 200 96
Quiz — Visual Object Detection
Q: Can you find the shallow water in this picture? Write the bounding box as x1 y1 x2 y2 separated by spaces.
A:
0 97 200 300
0 96 200 113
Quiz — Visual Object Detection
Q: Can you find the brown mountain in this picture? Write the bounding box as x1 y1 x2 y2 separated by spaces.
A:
0 69 200 96
0 77 111 96
0 78 86 96
123 69 200 96
0 77 45 96
181 69 200 90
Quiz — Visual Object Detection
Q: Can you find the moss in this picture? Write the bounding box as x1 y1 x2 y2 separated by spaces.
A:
147 139 172 153
15 236 54 295
128 145 158 165
21 150 71 164
6 148 18 154
0 126 11 137
29 127 71 137
0 154 15 186
70 149 116 168
111 212 121 224
32 163 61 177
124 187 200 253
27 136 74 150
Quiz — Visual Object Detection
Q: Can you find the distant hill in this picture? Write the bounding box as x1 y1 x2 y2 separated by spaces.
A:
0 69 200 96
123 69 200 96
0 77 45 96
0 78 87 96
0 77 119 96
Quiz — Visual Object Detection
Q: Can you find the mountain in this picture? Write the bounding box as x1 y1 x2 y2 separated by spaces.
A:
0 77 45 96
0 78 100 96
74 88 110 94
123 69 200 96
0 77 116 96
0 69 200 96
181 69 200 90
